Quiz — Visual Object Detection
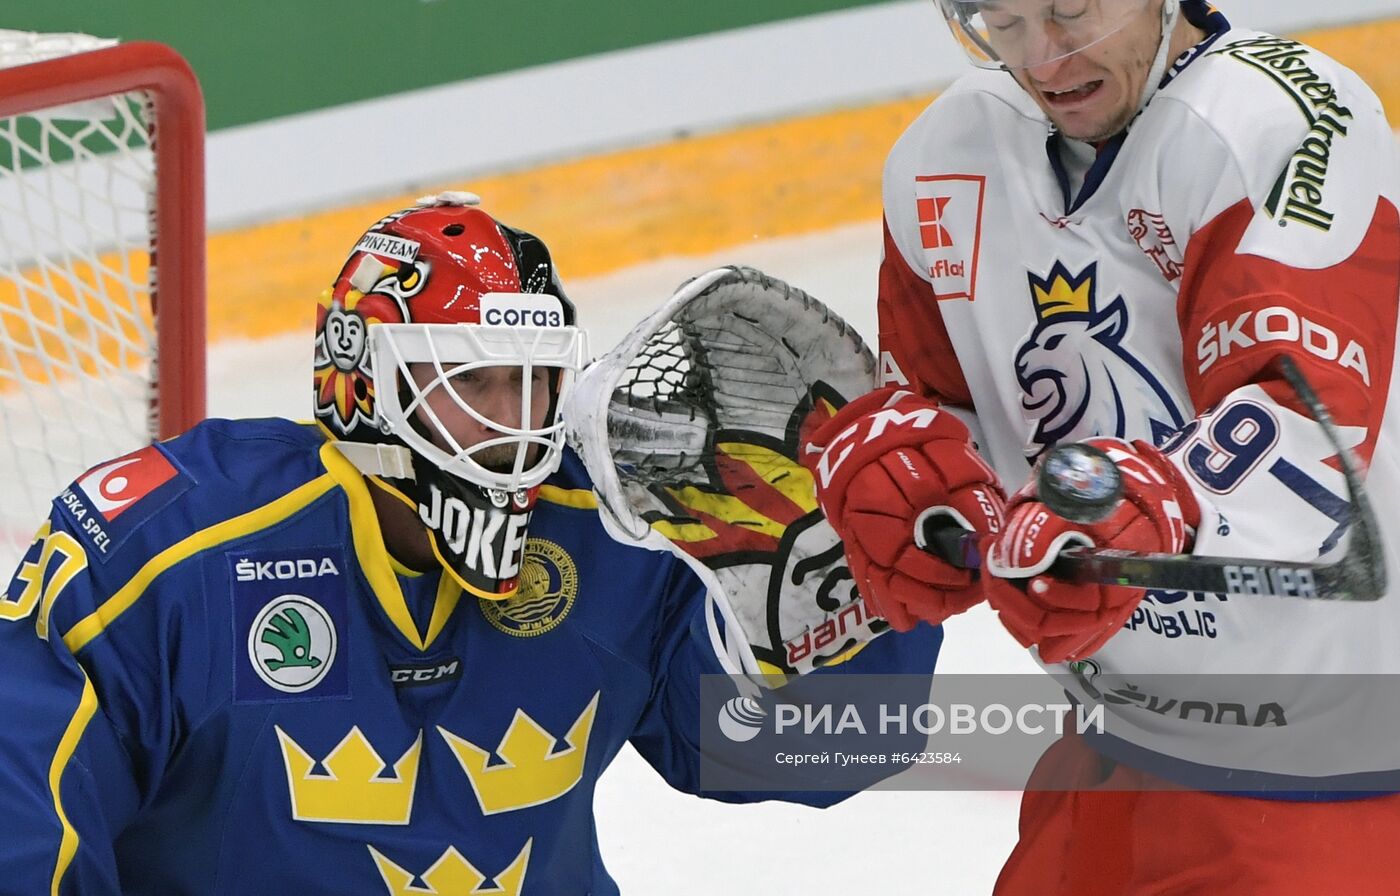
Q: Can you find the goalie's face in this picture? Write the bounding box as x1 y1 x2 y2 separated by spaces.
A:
369 319 587 494
406 361 555 478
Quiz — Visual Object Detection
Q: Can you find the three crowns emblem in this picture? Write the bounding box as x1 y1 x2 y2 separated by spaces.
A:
275 692 600 823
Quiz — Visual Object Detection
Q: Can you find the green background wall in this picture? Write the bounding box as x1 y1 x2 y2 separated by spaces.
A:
5 1 891 130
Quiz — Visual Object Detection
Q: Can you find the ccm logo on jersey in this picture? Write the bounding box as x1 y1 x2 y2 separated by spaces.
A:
234 556 342 581
1196 304 1370 385
390 658 463 688
480 292 565 328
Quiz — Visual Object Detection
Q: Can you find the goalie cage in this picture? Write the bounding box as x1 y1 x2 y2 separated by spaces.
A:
0 31 206 576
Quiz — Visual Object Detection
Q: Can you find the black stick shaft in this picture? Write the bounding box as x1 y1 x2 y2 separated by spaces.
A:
922 519 1372 601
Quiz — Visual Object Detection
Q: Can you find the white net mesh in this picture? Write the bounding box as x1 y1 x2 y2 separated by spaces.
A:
0 31 159 575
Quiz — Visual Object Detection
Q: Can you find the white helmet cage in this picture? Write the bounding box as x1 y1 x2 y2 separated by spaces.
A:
936 0 1156 71
369 308 589 494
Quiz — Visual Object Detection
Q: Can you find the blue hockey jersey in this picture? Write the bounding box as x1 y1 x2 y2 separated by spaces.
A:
0 418 939 895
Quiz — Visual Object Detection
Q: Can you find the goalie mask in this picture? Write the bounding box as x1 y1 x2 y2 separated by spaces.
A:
313 192 589 598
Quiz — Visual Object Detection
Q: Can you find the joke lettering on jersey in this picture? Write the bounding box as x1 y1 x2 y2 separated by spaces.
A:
419 484 530 580
1214 36 1353 231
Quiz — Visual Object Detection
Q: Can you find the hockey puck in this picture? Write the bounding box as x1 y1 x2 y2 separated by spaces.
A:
1037 443 1124 524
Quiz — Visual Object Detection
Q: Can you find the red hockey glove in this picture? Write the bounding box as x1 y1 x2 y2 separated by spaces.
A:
802 388 1006 631
981 437 1200 663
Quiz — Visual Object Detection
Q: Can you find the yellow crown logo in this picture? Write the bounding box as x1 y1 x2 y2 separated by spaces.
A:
276 726 421 824
439 692 599 815
1032 274 1093 319
369 839 532 896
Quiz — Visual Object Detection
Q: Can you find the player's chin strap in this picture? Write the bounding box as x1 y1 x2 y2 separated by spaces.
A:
333 441 416 479
1134 0 1181 120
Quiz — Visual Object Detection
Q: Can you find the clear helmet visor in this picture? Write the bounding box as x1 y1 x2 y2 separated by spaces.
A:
369 314 589 494
936 0 1154 70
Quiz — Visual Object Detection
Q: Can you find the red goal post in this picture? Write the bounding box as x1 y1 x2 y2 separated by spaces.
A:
0 33 206 573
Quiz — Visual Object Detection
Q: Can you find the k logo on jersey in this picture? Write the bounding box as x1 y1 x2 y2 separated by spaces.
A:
1013 261 1185 458
913 174 985 301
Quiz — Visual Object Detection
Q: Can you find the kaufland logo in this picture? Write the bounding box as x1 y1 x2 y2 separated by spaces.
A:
931 258 965 278
918 196 954 248
914 174 985 302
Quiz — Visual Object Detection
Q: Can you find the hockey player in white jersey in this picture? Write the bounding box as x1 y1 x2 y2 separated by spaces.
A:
801 1 1400 892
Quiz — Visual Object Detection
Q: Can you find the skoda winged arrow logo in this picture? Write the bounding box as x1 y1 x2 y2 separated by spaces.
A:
260 607 322 671
249 595 337 693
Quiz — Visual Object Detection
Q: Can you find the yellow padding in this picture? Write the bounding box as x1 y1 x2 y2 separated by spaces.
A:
537 484 598 509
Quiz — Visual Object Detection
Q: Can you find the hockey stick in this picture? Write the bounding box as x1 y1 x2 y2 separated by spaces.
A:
922 356 1386 601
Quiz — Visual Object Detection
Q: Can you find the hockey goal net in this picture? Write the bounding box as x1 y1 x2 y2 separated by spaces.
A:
0 32 205 575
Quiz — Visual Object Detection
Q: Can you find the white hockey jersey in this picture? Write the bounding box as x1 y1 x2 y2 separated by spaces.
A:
880 9 1400 791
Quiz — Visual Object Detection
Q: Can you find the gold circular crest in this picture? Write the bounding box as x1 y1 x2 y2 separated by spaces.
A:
479 538 578 637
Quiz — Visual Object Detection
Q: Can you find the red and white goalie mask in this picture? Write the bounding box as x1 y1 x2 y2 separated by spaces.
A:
313 192 589 598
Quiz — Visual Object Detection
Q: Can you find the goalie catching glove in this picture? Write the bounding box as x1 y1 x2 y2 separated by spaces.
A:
983 437 1201 663
802 388 1006 631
